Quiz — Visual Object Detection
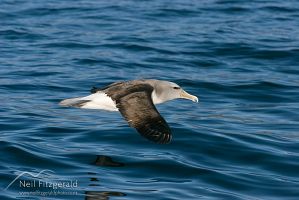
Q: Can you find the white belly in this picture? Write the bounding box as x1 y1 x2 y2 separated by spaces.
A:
60 92 118 111
81 92 118 111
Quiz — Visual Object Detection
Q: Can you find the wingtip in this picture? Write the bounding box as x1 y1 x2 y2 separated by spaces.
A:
136 127 172 144
157 133 172 144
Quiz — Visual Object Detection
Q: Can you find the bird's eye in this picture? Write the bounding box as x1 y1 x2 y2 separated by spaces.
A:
173 87 180 89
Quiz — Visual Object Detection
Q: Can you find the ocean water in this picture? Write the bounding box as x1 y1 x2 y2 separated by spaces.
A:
1 0 299 199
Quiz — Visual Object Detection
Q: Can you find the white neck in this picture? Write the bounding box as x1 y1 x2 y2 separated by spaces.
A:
151 90 164 105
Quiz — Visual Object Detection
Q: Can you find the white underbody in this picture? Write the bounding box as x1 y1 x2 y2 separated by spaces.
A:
60 92 118 111
81 93 118 111
60 91 162 111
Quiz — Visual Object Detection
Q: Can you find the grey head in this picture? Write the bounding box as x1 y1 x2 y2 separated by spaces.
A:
143 79 198 104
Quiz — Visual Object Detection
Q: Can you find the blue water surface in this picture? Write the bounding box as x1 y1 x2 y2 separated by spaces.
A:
1 0 299 199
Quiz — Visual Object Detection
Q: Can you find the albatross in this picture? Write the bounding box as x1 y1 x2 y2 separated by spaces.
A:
59 79 198 144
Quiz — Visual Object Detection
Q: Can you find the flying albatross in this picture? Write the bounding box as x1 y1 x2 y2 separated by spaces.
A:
59 79 198 144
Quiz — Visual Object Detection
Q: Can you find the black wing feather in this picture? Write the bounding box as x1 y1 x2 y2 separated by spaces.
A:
106 82 172 144
91 81 125 93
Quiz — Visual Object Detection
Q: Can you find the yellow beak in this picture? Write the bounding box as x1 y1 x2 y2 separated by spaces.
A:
180 90 198 103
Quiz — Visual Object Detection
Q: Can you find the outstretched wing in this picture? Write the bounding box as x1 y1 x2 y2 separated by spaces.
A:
91 81 125 93
106 83 172 144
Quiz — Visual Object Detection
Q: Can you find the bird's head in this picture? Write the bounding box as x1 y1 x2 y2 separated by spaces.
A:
153 81 198 104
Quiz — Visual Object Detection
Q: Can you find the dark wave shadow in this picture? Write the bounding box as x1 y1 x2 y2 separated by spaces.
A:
85 191 126 200
85 155 126 199
93 155 125 167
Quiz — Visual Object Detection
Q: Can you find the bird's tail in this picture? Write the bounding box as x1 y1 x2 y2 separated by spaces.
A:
59 97 91 108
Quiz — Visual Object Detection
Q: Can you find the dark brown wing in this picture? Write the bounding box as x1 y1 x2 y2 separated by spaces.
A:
91 81 125 93
106 83 172 144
